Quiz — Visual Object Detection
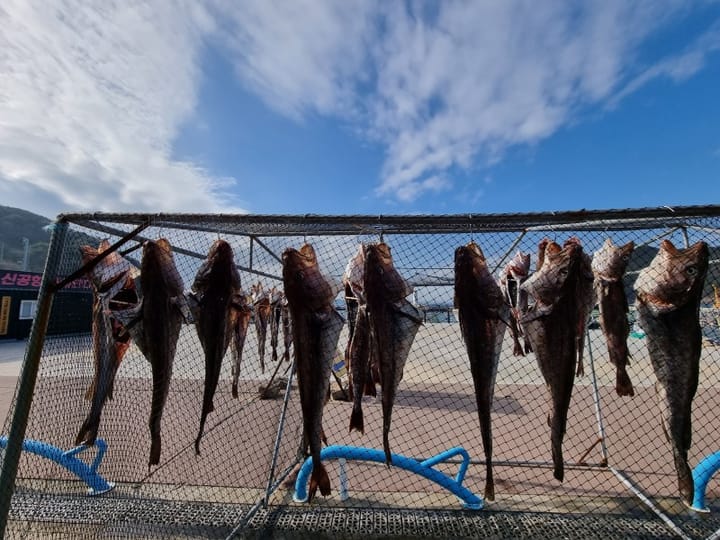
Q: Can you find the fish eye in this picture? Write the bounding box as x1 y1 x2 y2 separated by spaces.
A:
559 268 568 276
686 266 697 276
296 270 305 280
622 255 630 261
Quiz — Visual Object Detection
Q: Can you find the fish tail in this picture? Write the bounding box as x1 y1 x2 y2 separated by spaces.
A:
523 335 532 354
149 435 161 466
74 419 98 447
551 431 564 482
308 462 331 501
231 381 239 399
383 429 393 466
195 411 208 455
484 477 495 502
349 405 364 434
676 457 694 506
615 367 634 397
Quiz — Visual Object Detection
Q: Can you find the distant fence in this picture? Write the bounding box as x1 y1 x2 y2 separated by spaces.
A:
1 206 720 539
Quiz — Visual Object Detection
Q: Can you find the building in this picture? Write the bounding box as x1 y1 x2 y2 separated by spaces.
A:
0 269 93 340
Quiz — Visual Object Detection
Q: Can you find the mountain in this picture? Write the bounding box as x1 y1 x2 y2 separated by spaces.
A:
0 205 101 275
0 205 52 272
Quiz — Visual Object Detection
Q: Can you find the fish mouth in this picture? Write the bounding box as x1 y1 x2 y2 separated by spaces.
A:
638 292 675 309
595 272 621 283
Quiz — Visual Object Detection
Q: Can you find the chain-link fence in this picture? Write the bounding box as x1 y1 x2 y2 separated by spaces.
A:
0 207 719 539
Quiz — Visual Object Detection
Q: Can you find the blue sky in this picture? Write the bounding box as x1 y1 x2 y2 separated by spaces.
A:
1 1 719 219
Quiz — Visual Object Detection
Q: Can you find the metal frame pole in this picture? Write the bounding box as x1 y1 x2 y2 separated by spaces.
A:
0 221 68 539
263 359 296 506
585 326 609 464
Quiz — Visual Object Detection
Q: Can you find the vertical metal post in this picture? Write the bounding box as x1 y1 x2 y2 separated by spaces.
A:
263 360 296 506
0 221 67 538
249 237 255 271
681 226 690 248
586 326 609 462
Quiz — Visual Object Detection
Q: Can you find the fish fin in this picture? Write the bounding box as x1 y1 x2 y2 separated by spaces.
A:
171 295 194 324
308 463 331 501
363 381 376 397
232 382 238 399
320 429 328 446
349 405 364 434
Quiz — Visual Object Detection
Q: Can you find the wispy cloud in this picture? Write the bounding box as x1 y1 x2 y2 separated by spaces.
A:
611 19 720 107
0 0 243 216
214 0 714 202
2 0 716 217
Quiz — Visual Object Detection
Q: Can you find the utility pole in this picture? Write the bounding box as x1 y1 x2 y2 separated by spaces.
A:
21 238 29 271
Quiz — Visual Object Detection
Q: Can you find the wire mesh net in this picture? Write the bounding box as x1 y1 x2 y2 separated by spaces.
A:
1 208 719 539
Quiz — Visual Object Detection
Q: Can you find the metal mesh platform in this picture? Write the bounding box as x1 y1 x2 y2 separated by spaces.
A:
240 506 681 539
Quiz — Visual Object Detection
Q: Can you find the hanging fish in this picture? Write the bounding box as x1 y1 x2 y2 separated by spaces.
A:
136 238 186 467
455 241 516 501
498 250 532 355
280 294 292 363
282 244 344 502
269 287 283 363
521 239 583 482
75 240 140 446
251 283 271 373
230 293 252 398
192 239 242 454
342 245 365 400
634 239 709 505
563 237 595 377
363 242 422 465
591 239 635 396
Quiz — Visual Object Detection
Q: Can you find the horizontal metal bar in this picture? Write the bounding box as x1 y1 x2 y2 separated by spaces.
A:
58 205 720 236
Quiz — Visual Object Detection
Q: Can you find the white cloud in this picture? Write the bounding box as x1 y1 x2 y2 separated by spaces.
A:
213 0 714 203
2 0 717 217
0 0 243 216
611 19 720 106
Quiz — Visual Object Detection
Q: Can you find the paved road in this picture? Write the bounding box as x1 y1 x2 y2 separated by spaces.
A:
0 339 25 424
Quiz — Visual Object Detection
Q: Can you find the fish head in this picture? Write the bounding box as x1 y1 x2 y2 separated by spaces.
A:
141 238 183 290
454 241 487 275
207 239 234 265
454 241 501 307
363 242 412 303
536 238 551 271
522 241 579 307
80 239 138 293
635 240 709 308
250 282 267 304
282 243 335 310
591 238 635 281
342 244 366 303
505 250 531 280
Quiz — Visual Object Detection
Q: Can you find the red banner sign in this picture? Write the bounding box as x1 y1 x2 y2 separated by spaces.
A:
0 271 90 291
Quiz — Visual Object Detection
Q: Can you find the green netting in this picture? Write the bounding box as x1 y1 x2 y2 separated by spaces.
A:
1 207 719 539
